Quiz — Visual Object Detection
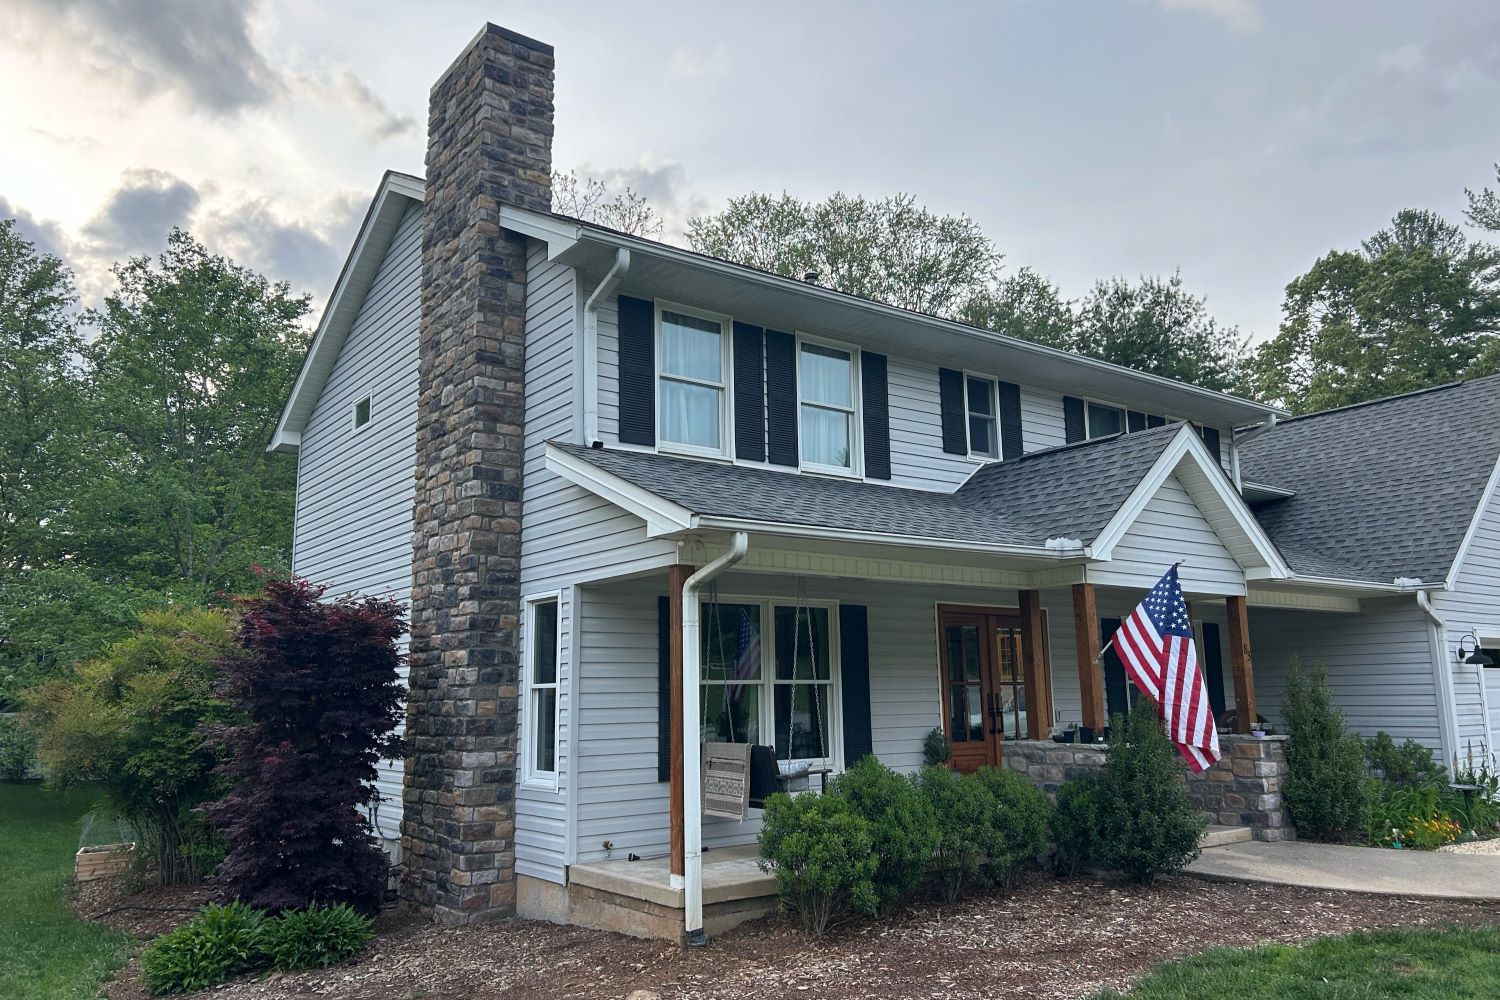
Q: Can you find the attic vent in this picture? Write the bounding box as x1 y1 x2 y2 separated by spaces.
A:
802 269 821 285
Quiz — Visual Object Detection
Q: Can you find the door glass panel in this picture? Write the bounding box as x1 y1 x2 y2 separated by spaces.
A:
965 685 984 741
961 627 981 682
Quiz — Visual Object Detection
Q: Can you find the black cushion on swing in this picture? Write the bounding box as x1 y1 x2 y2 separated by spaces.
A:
747 745 780 809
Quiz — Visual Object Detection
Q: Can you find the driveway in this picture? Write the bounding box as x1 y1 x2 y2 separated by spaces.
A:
1189 839 1500 899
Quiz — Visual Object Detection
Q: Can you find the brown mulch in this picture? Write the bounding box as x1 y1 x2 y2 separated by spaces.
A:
71 872 213 938
89 871 1500 1000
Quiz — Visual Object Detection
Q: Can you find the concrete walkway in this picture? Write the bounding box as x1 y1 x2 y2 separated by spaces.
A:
1188 840 1500 900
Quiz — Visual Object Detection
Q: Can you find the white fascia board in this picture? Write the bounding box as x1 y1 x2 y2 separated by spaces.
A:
690 515 1064 561
269 171 425 454
1443 455 1500 591
543 443 694 536
498 206 581 259
1088 426 1292 579
1286 575 1444 594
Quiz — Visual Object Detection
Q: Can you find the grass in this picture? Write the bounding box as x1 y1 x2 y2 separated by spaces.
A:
1091 926 1500 999
0 783 132 999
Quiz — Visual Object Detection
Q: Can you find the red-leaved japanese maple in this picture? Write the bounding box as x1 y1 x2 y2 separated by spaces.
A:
208 578 406 914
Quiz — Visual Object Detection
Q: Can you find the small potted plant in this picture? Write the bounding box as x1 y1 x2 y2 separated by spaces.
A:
923 727 952 768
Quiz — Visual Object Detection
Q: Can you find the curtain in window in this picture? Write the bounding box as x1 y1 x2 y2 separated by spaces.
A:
801 344 851 407
801 406 851 468
661 311 723 449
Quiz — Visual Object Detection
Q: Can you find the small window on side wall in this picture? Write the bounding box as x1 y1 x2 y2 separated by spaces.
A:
524 596 560 785
353 394 372 430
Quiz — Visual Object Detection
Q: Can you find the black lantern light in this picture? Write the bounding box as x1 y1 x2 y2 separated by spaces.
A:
1455 632 1496 668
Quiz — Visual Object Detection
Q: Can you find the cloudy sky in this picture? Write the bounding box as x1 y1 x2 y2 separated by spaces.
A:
2 0 1497 339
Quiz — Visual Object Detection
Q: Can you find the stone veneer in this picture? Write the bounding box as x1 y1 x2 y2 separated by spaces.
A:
400 23 554 925
1004 734 1294 842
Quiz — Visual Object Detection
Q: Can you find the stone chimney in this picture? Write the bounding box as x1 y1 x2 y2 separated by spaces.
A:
402 23 553 925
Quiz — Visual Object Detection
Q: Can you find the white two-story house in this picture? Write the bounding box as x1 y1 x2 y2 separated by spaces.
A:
271 22 1500 940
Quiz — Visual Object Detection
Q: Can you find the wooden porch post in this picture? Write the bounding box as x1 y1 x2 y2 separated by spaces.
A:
1226 594 1256 734
668 564 693 878
1072 583 1106 731
1019 590 1052 740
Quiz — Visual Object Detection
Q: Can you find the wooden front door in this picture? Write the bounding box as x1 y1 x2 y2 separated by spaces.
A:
939 607 1029 772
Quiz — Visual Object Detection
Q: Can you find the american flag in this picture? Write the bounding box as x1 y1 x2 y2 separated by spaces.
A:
1110 565 1221 772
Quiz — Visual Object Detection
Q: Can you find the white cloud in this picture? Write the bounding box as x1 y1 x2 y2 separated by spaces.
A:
668 44 731 79
1157 0 1261 34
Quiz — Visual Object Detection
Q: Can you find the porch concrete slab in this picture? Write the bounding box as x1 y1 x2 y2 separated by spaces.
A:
568 844 776 908
1188 839 1500 900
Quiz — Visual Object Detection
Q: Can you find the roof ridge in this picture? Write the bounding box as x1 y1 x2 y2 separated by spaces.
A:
1269 374 1500 427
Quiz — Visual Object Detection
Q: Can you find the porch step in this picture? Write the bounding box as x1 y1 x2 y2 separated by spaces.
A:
1200 825 1254 849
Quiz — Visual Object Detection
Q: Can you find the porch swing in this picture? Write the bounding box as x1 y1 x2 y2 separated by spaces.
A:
701 581 826 819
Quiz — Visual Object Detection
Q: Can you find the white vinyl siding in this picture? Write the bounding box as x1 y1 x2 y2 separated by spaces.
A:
1086 474 1247 596
291 201 421 845
1431 462 1500 756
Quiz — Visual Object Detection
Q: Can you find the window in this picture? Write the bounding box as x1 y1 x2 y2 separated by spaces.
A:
353 394 372 429
966 375 998 459
658 308 727 454
699 599 838 765
523 597 560 784
799 341 856 472
1086 401 1123 439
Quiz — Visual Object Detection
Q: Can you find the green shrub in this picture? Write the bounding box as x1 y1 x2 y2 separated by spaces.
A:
1450 747 1500 834
141 901 266 995
1051 775 1099 877
258 903 374 971
922 727 951 767
1368 784 1462 849
1093 703 1205 883
972 767 1051 887
1283 661 1368 842
1364 731 1445 789
917 766 994 901
0 715 37 781
758 791 879 936
827 755 938 910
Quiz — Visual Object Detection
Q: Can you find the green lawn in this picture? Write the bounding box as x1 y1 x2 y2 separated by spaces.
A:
0 783 132 1000
1092 926 1500 999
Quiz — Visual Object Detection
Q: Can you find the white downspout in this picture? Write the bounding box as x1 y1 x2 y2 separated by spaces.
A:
583 248 630 446
1416 590 1461 765
681 531 749 944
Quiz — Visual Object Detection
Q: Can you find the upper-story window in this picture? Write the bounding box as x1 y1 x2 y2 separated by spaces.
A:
966 375 999 459
658 306 729 456
799 339 858 473
1086 401 1124 438
352 393 373 430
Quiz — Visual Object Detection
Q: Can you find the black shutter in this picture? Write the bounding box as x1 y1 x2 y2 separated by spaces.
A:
998 381 1023 460
1063 396 1087 444
733 322 766 461
657 595 671 782
1200 621 1227 717
1100 617 1129 721
1200 426 1222 462
765 329 798 466
938 368 967 454
618 295 655 446
839 605 873 764
1126 410 1146 434
861 352 891 479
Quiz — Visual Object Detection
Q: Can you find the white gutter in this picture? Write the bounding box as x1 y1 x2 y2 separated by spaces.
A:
1416 591 1461 765
681 531 749 944
583 248 630 446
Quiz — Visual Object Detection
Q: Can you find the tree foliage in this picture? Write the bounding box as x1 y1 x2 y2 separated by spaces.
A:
1251 209 1500 413
1465 161 1500 235
0 219 85 571
688 191 1002 317
551 169 663 237
77 229 310 600
24 607 238 883
207 578 406 914
955 266 1073 349
1282 660 1369 842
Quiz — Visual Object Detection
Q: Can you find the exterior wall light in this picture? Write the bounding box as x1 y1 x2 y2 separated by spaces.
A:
1455 633 1496 667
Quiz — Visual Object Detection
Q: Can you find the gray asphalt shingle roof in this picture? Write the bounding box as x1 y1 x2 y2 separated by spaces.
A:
551 423 1181 550
1238 375 1500 584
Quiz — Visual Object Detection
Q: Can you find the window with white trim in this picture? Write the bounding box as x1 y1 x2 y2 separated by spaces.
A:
798 341 857 472
353 394 372 430
658 307 727 455
966 375 999 459
699 599 838 765
523 596 560 784
1086 401 1124 439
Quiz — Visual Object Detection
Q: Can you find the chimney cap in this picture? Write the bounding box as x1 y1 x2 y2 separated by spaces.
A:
802 269 821 285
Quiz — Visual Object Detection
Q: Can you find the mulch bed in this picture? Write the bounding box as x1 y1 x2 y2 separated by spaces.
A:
88 871 1500 1000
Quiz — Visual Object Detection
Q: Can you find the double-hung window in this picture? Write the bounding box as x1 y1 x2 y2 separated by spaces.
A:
523 596 560 786
658 307 727 454
1085 401 1124 439
799 340 857 473
699 599 838 766
966 375 999 459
